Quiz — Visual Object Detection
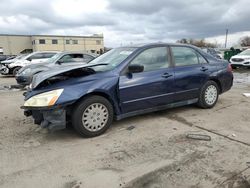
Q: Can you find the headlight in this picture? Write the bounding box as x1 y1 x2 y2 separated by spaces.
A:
24 89 64 107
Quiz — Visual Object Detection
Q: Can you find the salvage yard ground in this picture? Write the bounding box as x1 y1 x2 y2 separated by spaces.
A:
0 70 250 188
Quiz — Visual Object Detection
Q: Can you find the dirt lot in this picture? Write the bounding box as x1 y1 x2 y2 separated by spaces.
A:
0 70 250 188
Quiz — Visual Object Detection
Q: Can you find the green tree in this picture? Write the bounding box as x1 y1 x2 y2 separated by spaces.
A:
176 38 217 48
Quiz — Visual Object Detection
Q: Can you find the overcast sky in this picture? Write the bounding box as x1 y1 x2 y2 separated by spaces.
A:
0 0 249 47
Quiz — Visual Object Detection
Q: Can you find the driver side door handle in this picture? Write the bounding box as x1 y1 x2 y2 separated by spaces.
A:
162 72 173 78
200 67 208 72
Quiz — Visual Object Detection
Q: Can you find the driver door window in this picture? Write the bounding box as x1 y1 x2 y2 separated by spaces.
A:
130 47 169 72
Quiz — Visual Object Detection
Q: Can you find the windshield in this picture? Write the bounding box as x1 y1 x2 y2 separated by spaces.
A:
16 54 28 60
46 53 61 63
239 49 250 56
86 47 137 71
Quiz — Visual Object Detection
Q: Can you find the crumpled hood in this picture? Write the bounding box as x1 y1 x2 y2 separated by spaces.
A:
32 64 95 89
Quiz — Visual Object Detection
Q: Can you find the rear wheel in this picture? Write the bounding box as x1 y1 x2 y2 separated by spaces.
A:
72 95 114 137
197 81 219 108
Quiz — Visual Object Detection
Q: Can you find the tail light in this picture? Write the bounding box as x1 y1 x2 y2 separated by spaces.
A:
227 63 232 72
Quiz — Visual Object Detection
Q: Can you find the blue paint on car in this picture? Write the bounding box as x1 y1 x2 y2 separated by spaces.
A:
22 43 233 137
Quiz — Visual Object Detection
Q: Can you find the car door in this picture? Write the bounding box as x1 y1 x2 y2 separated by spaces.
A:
119 46 175 113
171 46 210 101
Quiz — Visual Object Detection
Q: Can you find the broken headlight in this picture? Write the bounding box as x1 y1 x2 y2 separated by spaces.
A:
24 89 64 107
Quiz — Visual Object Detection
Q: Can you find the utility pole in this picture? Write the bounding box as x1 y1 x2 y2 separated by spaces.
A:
225 29 228 48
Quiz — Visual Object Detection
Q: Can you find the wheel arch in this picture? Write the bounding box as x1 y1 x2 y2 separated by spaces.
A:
71 91 120 116
10 66 22 71
209 78 222 94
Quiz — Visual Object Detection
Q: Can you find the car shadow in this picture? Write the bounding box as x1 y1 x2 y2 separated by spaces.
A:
43 104 200 141
0 75 14 78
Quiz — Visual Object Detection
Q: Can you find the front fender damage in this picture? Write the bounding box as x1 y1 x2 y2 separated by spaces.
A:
25 108 66 131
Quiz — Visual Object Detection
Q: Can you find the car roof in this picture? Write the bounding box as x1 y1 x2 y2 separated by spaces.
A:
34 51 61 53
121 42 199 49
57 51 96 57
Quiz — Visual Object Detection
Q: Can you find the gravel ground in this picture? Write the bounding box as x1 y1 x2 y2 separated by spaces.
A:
0 70 250 188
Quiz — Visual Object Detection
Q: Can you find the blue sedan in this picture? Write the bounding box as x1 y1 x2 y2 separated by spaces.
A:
22 43 233 137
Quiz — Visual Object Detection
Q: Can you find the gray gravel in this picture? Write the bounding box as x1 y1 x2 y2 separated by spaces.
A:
0 70 250 188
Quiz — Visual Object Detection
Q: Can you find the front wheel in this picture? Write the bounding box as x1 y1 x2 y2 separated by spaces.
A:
72 95 114 137
197 81 219 108
12 67 21 76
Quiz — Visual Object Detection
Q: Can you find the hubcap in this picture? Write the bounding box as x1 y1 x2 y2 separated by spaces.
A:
204 85 217 105
82 103 109 132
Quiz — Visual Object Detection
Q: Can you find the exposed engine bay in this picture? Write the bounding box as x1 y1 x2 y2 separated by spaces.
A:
36 67 96 88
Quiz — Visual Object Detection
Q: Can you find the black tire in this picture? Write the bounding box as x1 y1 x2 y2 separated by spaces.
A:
13 67 21 76
231 65 237 69
72 95 114 137
197 81 219 109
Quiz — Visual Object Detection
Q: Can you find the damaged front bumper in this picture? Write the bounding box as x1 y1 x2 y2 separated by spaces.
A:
22 106 67 131
0 64 9 74
16 75 32 86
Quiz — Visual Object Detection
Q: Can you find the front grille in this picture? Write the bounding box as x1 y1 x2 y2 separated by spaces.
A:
231 58 244 62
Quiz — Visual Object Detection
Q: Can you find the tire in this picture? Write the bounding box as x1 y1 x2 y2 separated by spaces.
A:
231 65 237 69
72 95 114 137
197 81 219 109
12 67 21 76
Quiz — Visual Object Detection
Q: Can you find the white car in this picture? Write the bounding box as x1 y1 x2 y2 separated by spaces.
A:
230 49 250 69
1 51 59 76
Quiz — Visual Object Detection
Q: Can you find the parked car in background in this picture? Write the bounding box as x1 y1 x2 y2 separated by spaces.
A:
22 43 233 137
0 55 7 62
201 48 222 59
1 51 59 76
0 54 28 75
215 50 223 59
230 49 250 69
0 55 16 62
16 52 96 86
1 54 27 66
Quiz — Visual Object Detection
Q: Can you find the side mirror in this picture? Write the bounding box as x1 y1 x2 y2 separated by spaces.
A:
26 58 31 61
128 64 144 73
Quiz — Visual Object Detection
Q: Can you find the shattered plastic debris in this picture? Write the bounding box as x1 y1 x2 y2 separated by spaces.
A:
243 93 250 97
186 134 211 141
0 85 24 92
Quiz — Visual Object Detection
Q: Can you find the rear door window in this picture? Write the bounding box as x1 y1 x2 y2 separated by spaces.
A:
171 47 199 66
197 53 208 64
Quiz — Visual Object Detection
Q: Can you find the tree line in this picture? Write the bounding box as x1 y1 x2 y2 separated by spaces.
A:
176 36 250 48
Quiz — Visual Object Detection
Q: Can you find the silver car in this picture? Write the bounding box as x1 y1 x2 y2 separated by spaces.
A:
16 52 96 86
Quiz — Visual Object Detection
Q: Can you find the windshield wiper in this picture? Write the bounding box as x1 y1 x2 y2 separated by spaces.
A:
86 63 109 67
